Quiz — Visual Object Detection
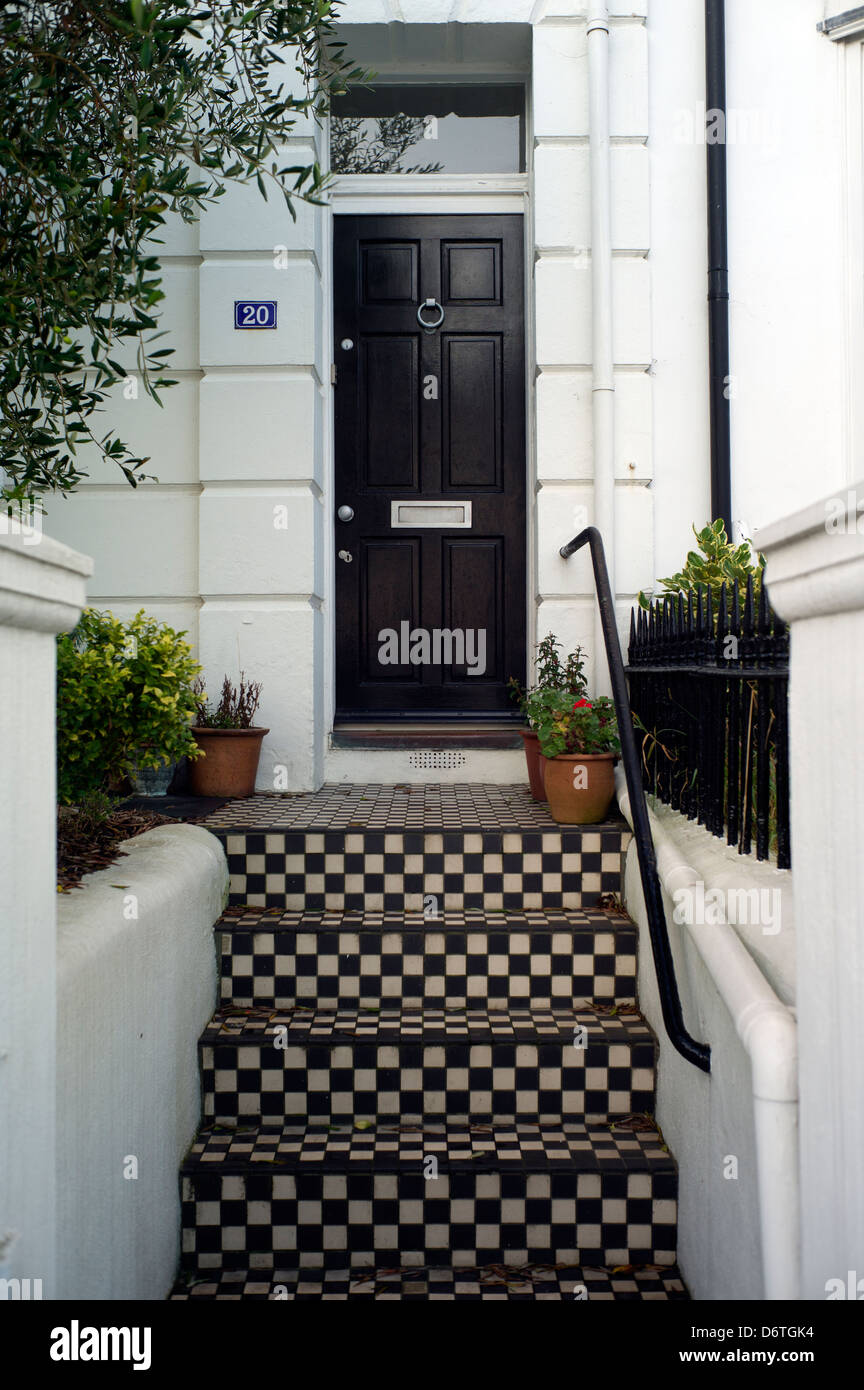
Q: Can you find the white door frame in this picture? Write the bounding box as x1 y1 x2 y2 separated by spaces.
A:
321 171 538 743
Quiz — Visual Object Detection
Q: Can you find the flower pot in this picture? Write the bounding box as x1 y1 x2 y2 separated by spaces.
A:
519 729 546 800
542 752 616 825
188 727 269 798
129 757 176 797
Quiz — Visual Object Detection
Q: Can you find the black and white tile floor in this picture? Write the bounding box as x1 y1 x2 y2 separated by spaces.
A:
218 907 638 1008
203 784 632 909
173 1265 688 1301
173 785 687 1300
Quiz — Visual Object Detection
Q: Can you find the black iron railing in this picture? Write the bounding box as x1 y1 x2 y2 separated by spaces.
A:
559 528 711 1074
627 577 790 871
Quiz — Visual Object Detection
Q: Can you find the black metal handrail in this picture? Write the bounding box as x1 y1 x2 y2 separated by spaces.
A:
559 527 711 1073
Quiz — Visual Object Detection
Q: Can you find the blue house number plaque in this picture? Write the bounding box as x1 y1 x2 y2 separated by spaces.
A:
234 300 277 329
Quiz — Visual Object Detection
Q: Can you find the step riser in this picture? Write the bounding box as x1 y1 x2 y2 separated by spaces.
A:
172 1267 689 1299
220 923 637 1009
201 1039 657 1124
181 1172 677 1271
219 829 630 910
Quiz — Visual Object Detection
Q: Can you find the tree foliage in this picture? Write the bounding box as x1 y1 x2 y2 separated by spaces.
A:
330 114 443 174
0 0 358 502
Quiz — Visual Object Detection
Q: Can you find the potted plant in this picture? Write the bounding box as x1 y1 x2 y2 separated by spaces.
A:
533 691 620 824
509 636 588 799
56 608 202 802
188 674 269 798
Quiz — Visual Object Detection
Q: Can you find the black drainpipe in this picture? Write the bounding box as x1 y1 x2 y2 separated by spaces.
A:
705 0 732 529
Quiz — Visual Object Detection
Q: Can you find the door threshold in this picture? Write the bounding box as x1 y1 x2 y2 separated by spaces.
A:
331 722 524 751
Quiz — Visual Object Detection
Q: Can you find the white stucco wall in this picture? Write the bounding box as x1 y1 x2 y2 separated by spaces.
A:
55 825 226 1301
622 803 796 1301
0 532 90 1301
647 0 846 573
759 485 864 1303
38 1 857 788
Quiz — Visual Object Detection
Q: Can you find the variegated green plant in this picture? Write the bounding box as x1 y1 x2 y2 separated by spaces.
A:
638 520 765 618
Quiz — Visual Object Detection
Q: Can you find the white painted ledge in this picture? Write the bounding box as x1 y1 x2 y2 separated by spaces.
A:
56 824 227 1301
643 800 796 1008
818 7 864 41
617 768 799 1301
756 482 864 622
758 482 864 1299
0 531 92 633
0 529 90 1295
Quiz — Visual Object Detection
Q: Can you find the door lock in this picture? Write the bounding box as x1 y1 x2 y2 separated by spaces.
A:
338 549 353 563
337 505 354 522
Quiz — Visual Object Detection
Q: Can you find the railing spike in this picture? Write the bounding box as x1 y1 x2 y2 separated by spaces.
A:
718 582 729 641
744 574 755 634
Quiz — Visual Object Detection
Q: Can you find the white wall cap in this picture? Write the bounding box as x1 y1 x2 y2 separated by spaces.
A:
0 532 92 634
757 481 864 623
57 824 227 964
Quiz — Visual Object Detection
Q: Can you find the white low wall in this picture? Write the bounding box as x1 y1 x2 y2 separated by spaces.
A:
0 530 90 1300
759 484 864 1301
620 787 797 1301
56 824 227 1301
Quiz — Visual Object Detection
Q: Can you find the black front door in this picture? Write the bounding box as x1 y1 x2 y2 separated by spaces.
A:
334 214 526 719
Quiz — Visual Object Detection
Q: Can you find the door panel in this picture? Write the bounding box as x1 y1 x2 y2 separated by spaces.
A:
360 242 420 304
360 336 419 489
442 538 503 686
359 539 421 684
443 335 501 489
442 241 502 303
335 214 525 718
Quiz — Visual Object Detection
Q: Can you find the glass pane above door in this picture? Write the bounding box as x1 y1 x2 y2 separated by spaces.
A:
330 85 526 175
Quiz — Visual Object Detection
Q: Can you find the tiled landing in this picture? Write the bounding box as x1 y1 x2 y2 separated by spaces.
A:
202 784 631 910
202 783 570 831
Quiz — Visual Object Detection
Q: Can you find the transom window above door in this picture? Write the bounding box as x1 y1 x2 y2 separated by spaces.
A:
330 85 526 176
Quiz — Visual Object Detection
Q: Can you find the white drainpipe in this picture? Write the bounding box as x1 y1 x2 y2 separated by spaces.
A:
587 4 616 698
616 769 801 1301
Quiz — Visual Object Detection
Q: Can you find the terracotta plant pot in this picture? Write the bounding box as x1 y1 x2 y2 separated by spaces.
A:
519 729 546 800
542 752 616 825
188 727 269 799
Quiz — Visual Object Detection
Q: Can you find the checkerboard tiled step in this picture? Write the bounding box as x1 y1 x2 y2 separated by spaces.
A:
200 1005 656 1124
171 1263 689 1300
180 1120 677 1271
207 800 630 910
202 784 585 832
218 907 637 1009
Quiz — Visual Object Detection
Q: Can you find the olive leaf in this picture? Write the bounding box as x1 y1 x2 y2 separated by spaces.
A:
0 2 363 502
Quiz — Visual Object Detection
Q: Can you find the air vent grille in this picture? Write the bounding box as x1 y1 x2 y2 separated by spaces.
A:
406 750 467 770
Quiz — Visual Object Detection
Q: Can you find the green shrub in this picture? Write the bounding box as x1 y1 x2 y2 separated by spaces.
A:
638 520 765 618
57 608 201 803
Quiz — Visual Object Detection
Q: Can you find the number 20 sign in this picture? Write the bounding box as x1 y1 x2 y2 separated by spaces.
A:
234 300 277 329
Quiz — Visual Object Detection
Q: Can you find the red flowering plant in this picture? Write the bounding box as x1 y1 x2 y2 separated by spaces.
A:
533 689 621 759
